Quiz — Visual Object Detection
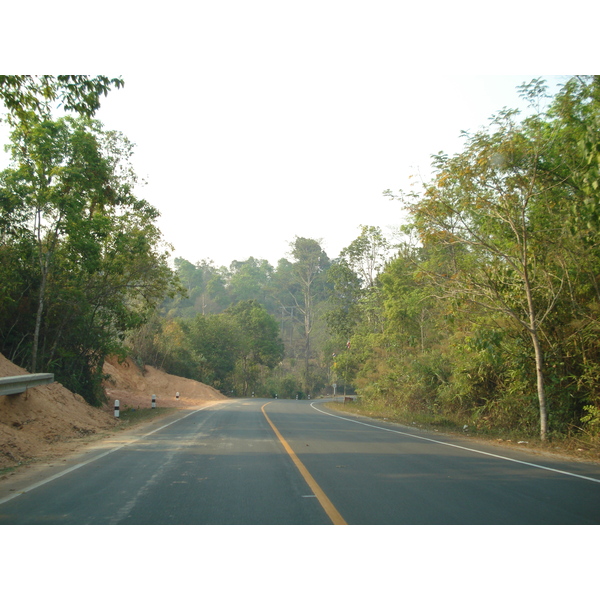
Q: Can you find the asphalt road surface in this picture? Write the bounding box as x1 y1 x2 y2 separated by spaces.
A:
1 398 599 524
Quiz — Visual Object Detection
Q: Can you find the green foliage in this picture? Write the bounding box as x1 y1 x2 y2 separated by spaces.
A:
0 97 177 404
286 237 331 394
155 237 338 398
4 73 598 448
325 259 364 339
340 77 600 444
581 405 600 435
0 75 124 125
129 299 284 396
225 300 284 394
228 258 275 308
338 225 391 288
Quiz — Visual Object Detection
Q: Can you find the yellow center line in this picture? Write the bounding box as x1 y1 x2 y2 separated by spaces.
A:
261 402 347 525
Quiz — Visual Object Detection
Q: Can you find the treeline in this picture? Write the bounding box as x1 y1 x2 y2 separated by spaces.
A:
2 76 599 444
127 225 391 400
339 77 600 442
129 238 338 398
139 77 600 443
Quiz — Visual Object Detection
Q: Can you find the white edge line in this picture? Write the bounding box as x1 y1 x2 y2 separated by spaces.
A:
310 402 600 485
0 405 213 506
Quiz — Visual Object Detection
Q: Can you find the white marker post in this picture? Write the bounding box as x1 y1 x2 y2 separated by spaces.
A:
152 394 156 409
114 399 120 418
176 392 180 400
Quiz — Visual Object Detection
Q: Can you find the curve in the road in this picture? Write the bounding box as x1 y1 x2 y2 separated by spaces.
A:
310 402 600 485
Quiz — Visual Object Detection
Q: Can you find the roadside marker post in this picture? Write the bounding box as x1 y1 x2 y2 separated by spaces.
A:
176 392 180 400
152 394 156 409
114 399 120 418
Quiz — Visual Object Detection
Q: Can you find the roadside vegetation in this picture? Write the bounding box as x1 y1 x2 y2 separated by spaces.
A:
2 75 599 453
112 406 179 430
0 77 179 406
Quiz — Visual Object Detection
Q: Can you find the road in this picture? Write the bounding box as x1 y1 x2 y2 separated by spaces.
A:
1 398 599 524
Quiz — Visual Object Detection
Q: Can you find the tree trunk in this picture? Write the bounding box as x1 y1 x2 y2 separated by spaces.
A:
530 329 548 441
302 285 312 397
302 305 310 396
304 331 310 396
522 248 549 441
31 256 49 373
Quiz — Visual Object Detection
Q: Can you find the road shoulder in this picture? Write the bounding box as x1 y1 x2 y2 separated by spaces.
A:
0 402 224 501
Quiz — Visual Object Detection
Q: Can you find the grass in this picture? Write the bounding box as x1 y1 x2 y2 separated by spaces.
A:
112 406 179 430
0 464 19 478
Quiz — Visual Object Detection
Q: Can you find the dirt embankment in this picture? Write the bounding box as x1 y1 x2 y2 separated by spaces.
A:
102 355 226 409
0 353 227 471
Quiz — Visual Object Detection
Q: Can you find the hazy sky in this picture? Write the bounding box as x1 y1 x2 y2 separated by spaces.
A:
94 73 570 268
1 3 587 269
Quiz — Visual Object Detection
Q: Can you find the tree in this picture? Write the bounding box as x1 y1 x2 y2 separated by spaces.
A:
339 225 391 288
167 258 229 317
228 257 275 309
0 75 124 125
225 300 284 395
0 74 131 398
184 314 238 390
380 244 437 355
4 117 124 370
536 76 600 429
325 259 363 341
394 82 573 440
177 300 283 395
0 116 178 402
288 237 330 394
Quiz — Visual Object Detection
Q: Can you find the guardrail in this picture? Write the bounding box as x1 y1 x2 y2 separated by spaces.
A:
330 395 357 404
0 373 55 396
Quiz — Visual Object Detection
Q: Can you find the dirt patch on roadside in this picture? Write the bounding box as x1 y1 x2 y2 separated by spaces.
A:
102 355 226 409
0 353 227 471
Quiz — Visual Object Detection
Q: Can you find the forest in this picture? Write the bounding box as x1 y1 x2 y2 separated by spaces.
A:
1 75 599 445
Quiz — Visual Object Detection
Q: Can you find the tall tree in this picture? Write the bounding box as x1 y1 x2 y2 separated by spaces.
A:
288 237 330 394
325 259 363 341
394 82 572 440
339 225 391 288
168 258 229 317
225 300 284 395
0 74 126 383
3 117 116 371
0 116 177 401
228 257 275 309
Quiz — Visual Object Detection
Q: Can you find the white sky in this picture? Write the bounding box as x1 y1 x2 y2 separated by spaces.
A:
95 73 570 268
0 2 593 270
